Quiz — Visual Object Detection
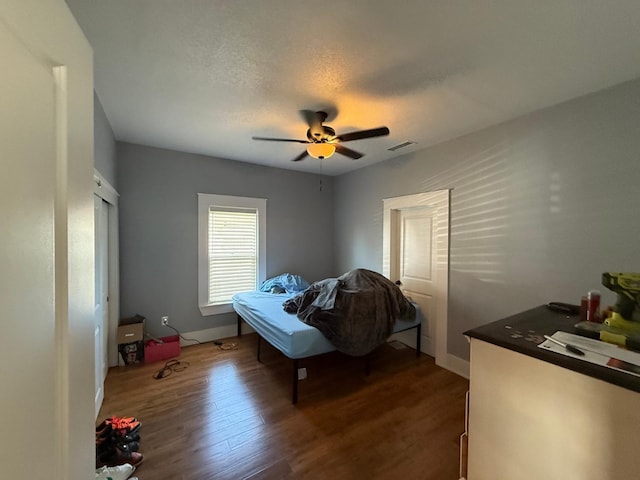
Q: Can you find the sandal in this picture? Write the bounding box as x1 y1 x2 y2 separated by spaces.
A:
108 418 142 437
96 416 137 430
96 433 140 454
96 416 139 437
97 442 143 468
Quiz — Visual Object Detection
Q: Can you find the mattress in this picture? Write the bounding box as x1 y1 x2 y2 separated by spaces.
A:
232 291 422 359
233 291 335 358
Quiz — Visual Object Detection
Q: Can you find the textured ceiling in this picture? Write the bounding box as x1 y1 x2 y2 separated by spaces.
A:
66 0 640 176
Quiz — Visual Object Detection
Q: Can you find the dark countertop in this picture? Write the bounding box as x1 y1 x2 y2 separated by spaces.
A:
464 305 640 394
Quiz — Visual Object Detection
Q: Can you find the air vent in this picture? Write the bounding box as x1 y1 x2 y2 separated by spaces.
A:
387 141 416 152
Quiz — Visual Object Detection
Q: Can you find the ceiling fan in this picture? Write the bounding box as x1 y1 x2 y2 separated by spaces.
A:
251 111 390 162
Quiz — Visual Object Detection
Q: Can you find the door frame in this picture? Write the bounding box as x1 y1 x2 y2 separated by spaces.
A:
93 194 107 417
93 170 120 370
383 189 450 367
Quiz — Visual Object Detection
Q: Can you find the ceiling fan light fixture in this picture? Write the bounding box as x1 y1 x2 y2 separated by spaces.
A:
252 110 387 162
307 142 335 160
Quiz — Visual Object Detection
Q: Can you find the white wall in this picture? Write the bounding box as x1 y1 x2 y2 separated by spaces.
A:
1 1 95 478
334 77 640 361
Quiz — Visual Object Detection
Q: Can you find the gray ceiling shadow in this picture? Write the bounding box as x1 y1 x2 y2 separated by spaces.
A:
349 56 473 97
298 106 340 125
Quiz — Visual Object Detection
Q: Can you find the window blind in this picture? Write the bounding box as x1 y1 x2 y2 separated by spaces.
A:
208 207 258 304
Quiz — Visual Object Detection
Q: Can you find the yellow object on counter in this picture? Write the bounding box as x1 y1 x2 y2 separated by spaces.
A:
604 312 640 333
600 330 627 346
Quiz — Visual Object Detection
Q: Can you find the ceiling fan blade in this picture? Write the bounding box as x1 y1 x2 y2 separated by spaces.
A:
335 126 390 143
291 150 309 162
252 136 309 144
334 143 363 160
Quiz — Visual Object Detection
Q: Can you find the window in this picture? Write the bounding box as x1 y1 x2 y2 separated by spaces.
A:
198 194 266 315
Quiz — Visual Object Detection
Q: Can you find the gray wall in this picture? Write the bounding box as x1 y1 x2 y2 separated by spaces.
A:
334 78 640 361
117 142 334 337
94 92 117 188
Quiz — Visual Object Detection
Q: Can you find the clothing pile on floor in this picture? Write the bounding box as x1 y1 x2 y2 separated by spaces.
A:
95 416 143 479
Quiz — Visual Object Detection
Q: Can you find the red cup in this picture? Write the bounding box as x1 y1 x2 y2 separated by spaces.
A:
587 290 601 323
580 296 588 322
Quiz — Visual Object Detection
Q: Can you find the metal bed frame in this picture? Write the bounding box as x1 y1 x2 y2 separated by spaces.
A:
236 315 421 404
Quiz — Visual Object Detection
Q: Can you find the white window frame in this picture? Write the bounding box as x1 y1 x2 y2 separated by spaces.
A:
198 193 266 316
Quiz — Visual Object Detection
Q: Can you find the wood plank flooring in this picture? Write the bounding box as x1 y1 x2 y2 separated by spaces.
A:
99 334 469 480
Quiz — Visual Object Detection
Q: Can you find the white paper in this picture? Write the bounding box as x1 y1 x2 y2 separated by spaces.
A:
538 331 640 377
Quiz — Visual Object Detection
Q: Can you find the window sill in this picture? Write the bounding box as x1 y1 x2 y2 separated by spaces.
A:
199 303 234 316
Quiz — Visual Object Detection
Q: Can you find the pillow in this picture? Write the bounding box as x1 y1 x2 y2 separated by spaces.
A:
259 273 310 294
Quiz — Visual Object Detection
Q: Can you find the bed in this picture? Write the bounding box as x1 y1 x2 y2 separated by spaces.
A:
232 275 422 404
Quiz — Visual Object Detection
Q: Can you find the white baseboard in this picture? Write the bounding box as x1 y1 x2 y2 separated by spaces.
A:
178 322 255 347
388 335 470 379
438 353 470 379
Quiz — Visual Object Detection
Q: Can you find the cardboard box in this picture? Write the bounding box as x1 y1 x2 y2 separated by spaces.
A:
118 315 145 365
119 314 146 327
144 335 180 363
117 323 143 343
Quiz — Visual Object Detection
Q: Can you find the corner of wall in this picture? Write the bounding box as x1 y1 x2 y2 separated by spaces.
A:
439 354 470 380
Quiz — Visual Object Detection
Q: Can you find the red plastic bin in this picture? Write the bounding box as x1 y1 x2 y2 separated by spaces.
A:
144 335 180 363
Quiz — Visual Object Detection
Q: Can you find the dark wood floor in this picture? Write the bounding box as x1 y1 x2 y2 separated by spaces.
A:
99 334 468 480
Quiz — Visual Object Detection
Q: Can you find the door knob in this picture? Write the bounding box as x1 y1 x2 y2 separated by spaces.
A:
395 280 402 285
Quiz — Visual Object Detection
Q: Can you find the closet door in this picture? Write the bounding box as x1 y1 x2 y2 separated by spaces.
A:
94 195 109 416
93 173 120 370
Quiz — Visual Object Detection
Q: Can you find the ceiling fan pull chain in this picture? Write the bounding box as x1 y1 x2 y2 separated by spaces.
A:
319 158 323 192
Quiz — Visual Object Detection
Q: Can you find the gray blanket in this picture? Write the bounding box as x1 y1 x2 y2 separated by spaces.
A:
283 269 416 356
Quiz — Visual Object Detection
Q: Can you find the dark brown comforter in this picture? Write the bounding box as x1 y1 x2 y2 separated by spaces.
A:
283 269 416 356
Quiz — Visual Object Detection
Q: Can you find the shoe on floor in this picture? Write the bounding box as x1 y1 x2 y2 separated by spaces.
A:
95 463 135 480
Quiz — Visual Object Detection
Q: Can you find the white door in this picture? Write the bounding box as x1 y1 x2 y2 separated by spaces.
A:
94 196 109 416
1 2 95 479
383 190 450 366
93 171 121 370
396 206 438 355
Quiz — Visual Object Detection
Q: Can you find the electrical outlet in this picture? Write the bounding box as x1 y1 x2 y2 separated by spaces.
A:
161 316 169 326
